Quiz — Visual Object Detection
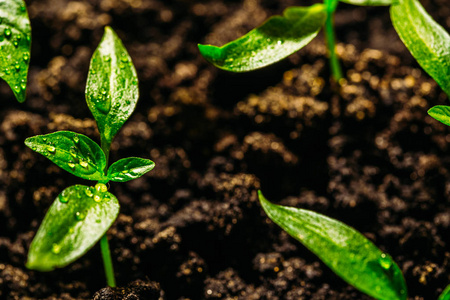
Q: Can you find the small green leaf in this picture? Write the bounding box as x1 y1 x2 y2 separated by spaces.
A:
27 184 119 271
428 105 450 126
24 131 108 181
339 0 392 6
198 4 326 72
259 191 407 300
107 157 155 182
86 26 139 150
439 285 450 300
0 0 31 103
391 0 450 97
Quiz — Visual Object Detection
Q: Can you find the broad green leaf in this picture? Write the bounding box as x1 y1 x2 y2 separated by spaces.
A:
0 0 31 103
198 4 326 72
107 157 155 182
428 105 450 126
86 26 139 150
391 0 450 97
439 285 450 300
259 191 407 300
339 0 392 6
27 184 119 271
24 131 108 182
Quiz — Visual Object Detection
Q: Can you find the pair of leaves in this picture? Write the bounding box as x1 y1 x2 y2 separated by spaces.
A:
0 0 31 103
391 0 450 98
259 192 407 300
27 184 119 271
25 131 155 183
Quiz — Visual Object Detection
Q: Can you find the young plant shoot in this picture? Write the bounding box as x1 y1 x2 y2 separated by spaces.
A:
25 27 155 287
198 0 449 90
0 0 31 103
258 191 407 300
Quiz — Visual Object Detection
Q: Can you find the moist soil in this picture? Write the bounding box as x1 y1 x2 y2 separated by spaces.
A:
0 0 449 299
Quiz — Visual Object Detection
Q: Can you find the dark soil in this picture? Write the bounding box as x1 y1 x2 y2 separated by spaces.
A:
0 0 449 299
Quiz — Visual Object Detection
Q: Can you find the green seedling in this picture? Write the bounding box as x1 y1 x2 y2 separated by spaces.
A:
25 27 154 287
0 0 31 103
198 0 450 92
259 191 407 300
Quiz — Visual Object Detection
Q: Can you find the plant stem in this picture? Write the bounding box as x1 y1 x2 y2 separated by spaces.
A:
100 135 115 287
100 235 116 287
324 0 343 82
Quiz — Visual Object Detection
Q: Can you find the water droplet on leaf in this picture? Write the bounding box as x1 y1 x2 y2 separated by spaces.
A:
75 211 86 221
95 183 107 193
94 195 101 202
379 253 392 270
4 28 11 38
104 56 111 62
85 187 93 197
47 146 56 154
52 243 61 254
73 135 79 144
68 162 76 170
22 52 29 62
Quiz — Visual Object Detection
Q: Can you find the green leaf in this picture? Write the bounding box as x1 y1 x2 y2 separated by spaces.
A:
27 184 119 271
86 26 139 150
198 4 326 72
428 105 450 126
258 191 407 300
0 0 31 103
339 0 392 6
24 131 108 182
107 157 155 182
439 285 450 300
391 0 450 97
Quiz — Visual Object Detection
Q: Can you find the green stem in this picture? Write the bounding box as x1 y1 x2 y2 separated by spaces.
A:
324 0 343 82
100 235 116 287
100 135 115 287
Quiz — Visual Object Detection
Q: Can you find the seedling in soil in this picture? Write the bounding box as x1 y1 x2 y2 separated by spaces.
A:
258 191 407 300
0 0 31 103
25 27 154 287
199 0 449 92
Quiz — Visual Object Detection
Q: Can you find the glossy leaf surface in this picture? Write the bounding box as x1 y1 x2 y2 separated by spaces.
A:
259 191 407 300
428 105 450 126
27 184 119 271
107 157 155 182
339 0 392 6
439 285 450 300
24 131 108 181
86 26 139 149
0 0 31 102
198 4 326 72
391 0 450 97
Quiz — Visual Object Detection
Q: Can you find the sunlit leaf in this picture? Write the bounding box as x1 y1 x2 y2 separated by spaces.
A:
428 105 450 127
198 4 326 72
391 0 450 97
0 0 31 102
259 191 407 300
86 26 139 151
24 131 108 182
107 157 155 182
26 184 119 271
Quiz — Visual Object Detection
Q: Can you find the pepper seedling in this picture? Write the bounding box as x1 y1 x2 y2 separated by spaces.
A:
198 0 450 91
25 27 154 288
259 191 407 300
0 0 31 103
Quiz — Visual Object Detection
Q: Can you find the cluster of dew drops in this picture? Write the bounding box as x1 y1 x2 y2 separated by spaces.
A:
52 183 111 255
0 4 30 94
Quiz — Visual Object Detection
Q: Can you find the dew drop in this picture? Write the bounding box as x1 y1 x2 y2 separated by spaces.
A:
79 159 88 168
73 136 79 144
95 183 108 193
379 253 392 270
104 56 111 62
94 195 101 202
20 81 26 90
13 40 18 48
22 52 29 62
277 40 283 45
14 85 20 93
14 62 20 71
47 146 56 154
96 96 111 114
68 163 76 170
75 211 86 221
42 137 47 142
69 147 77 158
85 187 93 197
4 28 11 38
103 194 111 202
52 243 61 254
59 194 69 203
4 68 10 75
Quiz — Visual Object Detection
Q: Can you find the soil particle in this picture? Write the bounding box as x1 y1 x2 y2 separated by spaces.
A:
93 280 163 300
